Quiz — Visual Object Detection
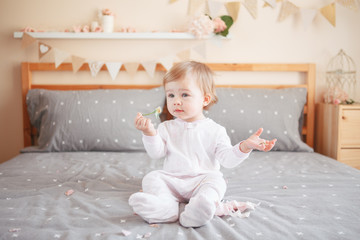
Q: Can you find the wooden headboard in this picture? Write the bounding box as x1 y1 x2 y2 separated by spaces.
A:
21 62 315 148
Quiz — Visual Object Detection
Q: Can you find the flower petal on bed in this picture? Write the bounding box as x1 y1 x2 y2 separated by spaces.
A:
64 189 74 196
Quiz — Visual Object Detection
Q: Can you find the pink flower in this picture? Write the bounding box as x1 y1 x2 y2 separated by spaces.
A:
324 87 350 104
188 15 215 39
21 26 36 32
73 25 82 33
120 27 137 33
213 17 227 33
102 8 114 16
93 26 102 32
82 25 90 33
333 99 341 105
64 189 74 196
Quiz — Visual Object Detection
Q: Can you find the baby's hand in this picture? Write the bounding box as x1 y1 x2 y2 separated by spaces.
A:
134 113 156 136
240 128 277 153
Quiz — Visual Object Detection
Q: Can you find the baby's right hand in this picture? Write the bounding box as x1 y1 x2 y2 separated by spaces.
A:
134 113 156 136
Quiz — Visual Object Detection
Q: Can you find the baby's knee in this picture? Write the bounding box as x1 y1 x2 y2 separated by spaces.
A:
142 171 164 192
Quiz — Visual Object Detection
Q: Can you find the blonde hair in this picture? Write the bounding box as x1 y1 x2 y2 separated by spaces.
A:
163 61 218 109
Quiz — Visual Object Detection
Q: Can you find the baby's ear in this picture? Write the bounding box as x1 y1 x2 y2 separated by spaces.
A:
203 94 212 107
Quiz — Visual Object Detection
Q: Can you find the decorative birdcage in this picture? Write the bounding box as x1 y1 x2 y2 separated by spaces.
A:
324 49 356 104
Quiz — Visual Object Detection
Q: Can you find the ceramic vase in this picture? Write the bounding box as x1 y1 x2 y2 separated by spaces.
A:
102 15 114 33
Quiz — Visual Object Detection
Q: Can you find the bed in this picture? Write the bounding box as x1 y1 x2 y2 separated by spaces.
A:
1 62 359 239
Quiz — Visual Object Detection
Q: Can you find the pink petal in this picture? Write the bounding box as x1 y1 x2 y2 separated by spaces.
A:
64 189 74 196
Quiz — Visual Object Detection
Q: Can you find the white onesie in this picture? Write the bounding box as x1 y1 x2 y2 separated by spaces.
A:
128 118 251 227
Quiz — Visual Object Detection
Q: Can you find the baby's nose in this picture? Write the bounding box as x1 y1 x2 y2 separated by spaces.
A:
174 97 181 105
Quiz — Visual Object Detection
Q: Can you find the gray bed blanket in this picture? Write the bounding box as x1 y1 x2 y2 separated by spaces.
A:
1 151 359 239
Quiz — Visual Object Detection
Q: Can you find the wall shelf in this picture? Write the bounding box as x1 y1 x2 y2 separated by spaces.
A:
13 32 227 40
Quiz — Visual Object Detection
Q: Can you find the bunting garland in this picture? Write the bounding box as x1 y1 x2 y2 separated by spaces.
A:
123 62 140 77
88 61 104 77
192 43 207 59
141 61 157 78
19 0 358 81
320 3 336 27
158 56 174 71
301 8 318 30
53 48 70 68
105 62 122 80
38 42 52 60
278 0 298 22
22 33 37 48
225 2 241 21
71 55 86 73
21 32 212 80
263 0 278 8
188 0 206 16
243 0 258 19
184 0 356 28
336 0 358 10
176 49 191 61
207 0 224 18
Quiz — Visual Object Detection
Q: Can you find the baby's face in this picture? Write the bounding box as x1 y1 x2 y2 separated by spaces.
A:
165 77 207 122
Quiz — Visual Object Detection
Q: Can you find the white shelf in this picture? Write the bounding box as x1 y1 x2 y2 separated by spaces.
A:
13 32 227 40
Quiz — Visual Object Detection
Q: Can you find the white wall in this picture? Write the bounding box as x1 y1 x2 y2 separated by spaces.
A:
0 0 359 163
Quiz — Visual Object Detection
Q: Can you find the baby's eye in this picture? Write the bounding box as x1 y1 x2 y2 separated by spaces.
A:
182 93 189 97
167 93 174 98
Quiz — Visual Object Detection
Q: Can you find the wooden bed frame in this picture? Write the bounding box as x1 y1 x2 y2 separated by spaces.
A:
21 62 316 148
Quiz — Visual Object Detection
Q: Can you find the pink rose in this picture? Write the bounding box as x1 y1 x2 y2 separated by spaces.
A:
82 25 90 33
21 26 36 32
73 25 82 33
93 26 102 32
102 8 114 16
333 99 341 105
213 17 227 33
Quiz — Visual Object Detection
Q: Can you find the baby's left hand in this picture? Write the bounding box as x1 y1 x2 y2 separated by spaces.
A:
240 128 277 153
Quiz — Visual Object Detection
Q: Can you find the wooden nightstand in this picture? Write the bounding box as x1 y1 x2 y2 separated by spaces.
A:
316 103 360 170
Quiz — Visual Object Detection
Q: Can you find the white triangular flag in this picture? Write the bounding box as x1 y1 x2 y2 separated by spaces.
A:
158 56 174 71
301 8 317 30
264 0 277 8
336 0 358 11
209 34 224 48
124 62 139 77
188 0 206 15
88 61 104 77
244 0 258 19
53 48 70 68
192 43 207 59
207 0 224 18
176 49 191 61
141 61 157 78
278 0 299 22
105 62 122 80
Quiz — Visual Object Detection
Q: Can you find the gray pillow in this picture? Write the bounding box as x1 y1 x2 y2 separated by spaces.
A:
22 88 165 152
205 88 313 152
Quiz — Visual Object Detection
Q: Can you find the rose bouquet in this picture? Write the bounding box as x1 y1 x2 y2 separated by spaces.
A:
188 14 233 38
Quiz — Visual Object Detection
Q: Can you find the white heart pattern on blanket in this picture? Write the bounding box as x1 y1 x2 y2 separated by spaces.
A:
40 44 49 54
